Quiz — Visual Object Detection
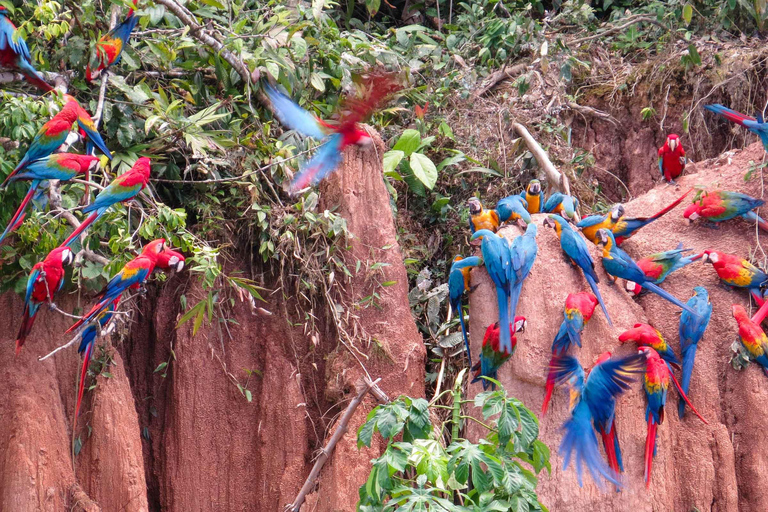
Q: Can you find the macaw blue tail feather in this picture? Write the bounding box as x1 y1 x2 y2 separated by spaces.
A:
743 211 768 232
507 281 523 333
496 286 512 354
678 341 698 419
643 282 698 316
560 407 620 489
456 299 472 366
585 272 612 326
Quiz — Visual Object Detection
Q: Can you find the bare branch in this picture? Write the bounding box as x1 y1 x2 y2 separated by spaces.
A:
473 63 527 98
512 122 571 196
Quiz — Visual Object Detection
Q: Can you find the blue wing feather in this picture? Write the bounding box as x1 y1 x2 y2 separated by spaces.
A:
264 83 328 140
290 133 345 192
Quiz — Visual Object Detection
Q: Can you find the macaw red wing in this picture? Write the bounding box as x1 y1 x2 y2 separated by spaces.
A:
337 71 401 131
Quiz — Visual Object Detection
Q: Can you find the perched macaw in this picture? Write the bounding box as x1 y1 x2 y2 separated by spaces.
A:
543 193 579 223
156 249 185 273
733 304 768 377
85 0 139 83
62 94 113 160
625 243 703 296
264 73 400 193
705 104 768 153
15 247 74 354
683 190 768 231
496 194 532 226
76 297 120 419
550 350 646 488
470 316 526 390
658 134 686 183
0 6 53 92
60 157 151 247
66 239 166 334
467 197 499 235
448 255 483 364
678 287 711 419
612 188 693 244
0 153 99 244
701 250 767 306
542 291 598 415
640 346 668 489
595 229 697 316
577 204 625 245
507 222 538 323
520 179 544 214
543 214 611 325
470 229 514 353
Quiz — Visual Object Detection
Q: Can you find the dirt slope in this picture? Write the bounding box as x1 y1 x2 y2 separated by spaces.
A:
468 142 767 511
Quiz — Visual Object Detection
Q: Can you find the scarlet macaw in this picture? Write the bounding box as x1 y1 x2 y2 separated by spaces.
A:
470 229 514 353
496 194 532 226
0 153 99 244
156 249 185 273
543 214 611 325
550 350 646 488
63 94 113 160
263 73 400 193
700 250 767 305
543 193 579 223
448 255 483 364
76 297 120 418
625 243 703 296
640 346 668 489
60 157 151 247
85 0 139 83
66 238 167 334
0 6 53 92
658 134 686 183
678 287 711 419
595 229 698 316
612 188 692 244
733 304 768 377
470 316 526 390
541 291 598 415
507 222 538 324
704 104 768 153
15 247 75 354
577 204 625 245
468 197 499 235
683 190 768 232
520 179 544 214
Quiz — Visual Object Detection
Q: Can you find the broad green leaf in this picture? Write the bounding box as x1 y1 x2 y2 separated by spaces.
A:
683 4 693 24
410 153 437 189
310 72 326 92
393 129 421 156
382 150 405 173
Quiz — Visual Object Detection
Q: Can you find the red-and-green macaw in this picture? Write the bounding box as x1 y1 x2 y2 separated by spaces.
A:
507 222 538 323
542 291 598 415
577 204 625 245
449 254 483 364
612 188 692 244
733 304 768 377
497 194 532 226
678 287 711 419
640 346 667 489
63 94 113 160
60 157 151 247
85 0 139 83
658 134 686 183
263 72 400 194
470 316 526 390
543 214 611 325
625 243 703 296
76 297 120 418
596 229 698 316
520 179 544 214
543 193 579 223
705 104 768 153
66 239 166 334
15 247 74 354
683 190 768 231
468 197 500 236
701 249 767 306
0 6 53 93
550 350 646 489
156 249 185 273
0 153 99 245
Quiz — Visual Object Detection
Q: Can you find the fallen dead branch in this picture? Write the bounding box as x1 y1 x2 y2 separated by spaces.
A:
512 122 571 195
566 102 619 126
474 63 527 98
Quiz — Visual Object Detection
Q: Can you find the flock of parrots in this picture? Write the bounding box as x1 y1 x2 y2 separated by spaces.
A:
4 0 768 495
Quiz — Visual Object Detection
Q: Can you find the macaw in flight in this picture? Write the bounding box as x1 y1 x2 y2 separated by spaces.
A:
543 214 611 325
496 194 532 226
471 316 526 390
543 193 579 223
550 350 647 489
85 0 139 83
640 346 667 489
15 247 75 354
612 188 692 244
658 134 686 183
507 222 538 324
541 291 598 415
468 197 499 236
577 204 625 245
705 104 768 153
678 287 711 419
701 250 768 306
595 229 698 316
448 255 483 365
66 238 167 334
625 243 703 296
263 72 400 194
0 6 53 92
60 157 151 248
0 154 99 245
520 179 544 214
683 190 768 231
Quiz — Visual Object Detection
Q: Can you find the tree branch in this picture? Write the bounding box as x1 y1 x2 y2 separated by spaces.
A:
512 122 570 196
473 63 527 98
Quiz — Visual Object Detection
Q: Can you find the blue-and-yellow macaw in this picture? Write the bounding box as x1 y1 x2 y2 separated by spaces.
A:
678 286 711 419
0 6 53 92
577 204 625 245
544 192 579 223
612 188 692 244
467 197 500 235
543 214 611 325
508 222 538 322
519 179 544 214
448 255 483 364
471 316 526 390
705 104 768 153
85 0 139 83
496 194 532 226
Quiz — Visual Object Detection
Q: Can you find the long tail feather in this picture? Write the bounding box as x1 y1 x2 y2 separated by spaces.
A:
600 427 619 474
705 104 755 126
643 282 698 316
585 273 612 326
507 282 523 326
743 211 768 233
644 419 657 488
667 366 708 424
66 299 107 334
560 409 620 489
15 304 38 355
457 300 471 366
678 343 698 418
496 287 512 354
542 356 557 415
61 211 100 247
752 298 768 324
0 184 37 245
76 343 94 418
649 188 694 220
